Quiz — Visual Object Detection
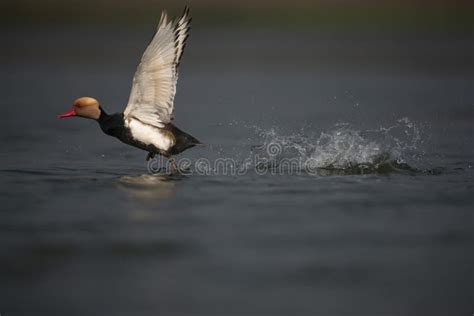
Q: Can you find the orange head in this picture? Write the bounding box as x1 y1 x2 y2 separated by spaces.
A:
58 97 101 120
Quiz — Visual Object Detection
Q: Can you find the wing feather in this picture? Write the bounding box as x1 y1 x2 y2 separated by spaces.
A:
124 7 191 127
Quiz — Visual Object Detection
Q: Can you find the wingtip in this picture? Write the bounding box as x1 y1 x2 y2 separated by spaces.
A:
161 6 190 27
181 5 191 21
159 9 168 26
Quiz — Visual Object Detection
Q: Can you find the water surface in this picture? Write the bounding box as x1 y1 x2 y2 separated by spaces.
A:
1 25 473 315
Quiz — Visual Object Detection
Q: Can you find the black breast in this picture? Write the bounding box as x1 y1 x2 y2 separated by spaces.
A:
98 110 127 138
97 109 159 153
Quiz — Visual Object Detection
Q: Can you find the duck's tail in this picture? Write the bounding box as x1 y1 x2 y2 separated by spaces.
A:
166 123 203 155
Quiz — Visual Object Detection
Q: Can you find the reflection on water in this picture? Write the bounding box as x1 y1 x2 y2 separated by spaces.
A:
117 174 176 202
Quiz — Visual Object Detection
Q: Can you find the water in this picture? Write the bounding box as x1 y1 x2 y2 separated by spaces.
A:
1 25 474 315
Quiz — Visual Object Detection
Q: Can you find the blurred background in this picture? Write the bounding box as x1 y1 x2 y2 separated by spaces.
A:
3 0 474 27
1 1 473 315
3 0 473 131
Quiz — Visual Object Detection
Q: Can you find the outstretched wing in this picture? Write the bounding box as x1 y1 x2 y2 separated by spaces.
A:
123 7 191 127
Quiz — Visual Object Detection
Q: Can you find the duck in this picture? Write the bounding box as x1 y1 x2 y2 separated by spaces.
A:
58 7 201 169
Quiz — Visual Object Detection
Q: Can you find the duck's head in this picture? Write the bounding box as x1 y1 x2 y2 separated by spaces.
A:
58 97 101 120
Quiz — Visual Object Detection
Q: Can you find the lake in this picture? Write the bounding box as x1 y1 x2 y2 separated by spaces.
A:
1 24 473 315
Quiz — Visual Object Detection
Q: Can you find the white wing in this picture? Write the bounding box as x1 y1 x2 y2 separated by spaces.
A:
123 7 191 127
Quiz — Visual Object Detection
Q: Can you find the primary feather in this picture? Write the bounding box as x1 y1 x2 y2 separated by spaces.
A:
124 7 191 128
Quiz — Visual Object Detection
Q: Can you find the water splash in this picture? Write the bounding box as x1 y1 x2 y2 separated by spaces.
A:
148 118 435 176
248 118 427 175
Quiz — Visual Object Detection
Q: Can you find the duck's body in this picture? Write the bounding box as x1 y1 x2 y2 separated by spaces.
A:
98 108 200 159
58 7 200 164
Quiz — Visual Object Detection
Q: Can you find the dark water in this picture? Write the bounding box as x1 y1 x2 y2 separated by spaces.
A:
1 25 474 315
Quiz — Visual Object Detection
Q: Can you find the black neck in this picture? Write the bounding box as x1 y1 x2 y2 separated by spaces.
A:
98 106 109 122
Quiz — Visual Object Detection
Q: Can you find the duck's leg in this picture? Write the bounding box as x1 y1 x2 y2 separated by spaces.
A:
146 152 156 161
169 157 178 172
